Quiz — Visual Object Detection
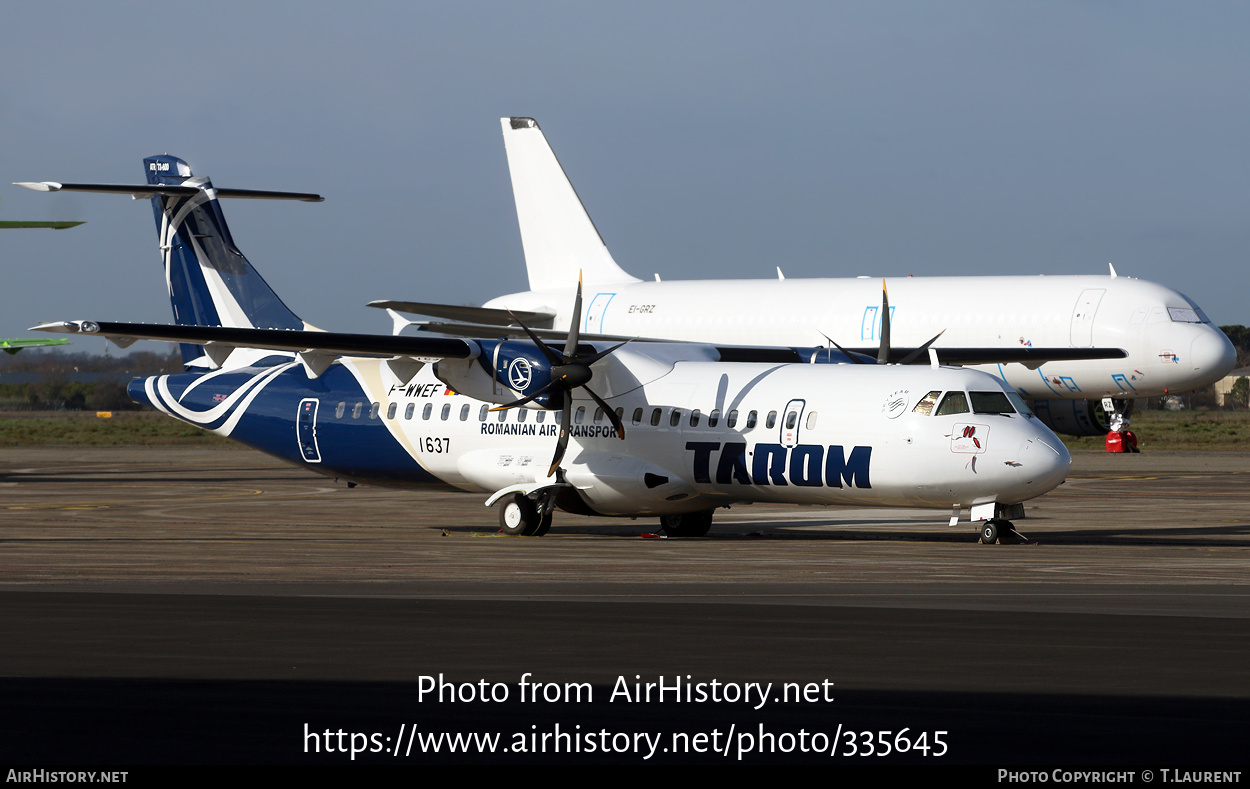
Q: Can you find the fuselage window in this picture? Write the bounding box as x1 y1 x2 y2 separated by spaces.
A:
460 404 470 421
552 410 562 425
497 408 507 422
785 411 798 430
970 391 1015 415
422 403 433 420
387 402 397 420
535 410 545 424
352 402 363 419
650 408 662 427
615 407 624 424
745 410 758 429
335 402 346 419
912 391 941 416
478 404 489 422
766 411 778 429
935 391 970 416
575 406 586 424
670 408 682 427
727 410 738 428
708 409 720 428
440 403 450 421
633 408 644 425
405 403 415 420
806 411 817 430
593 407 604 423
369 402 380 420
689 409 701 427
517 407 527 423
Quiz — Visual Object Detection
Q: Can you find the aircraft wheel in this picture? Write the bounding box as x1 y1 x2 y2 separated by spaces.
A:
499 494 541 536
979 520 999 545
660 510 714 538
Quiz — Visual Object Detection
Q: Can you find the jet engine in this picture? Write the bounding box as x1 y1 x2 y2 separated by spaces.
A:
1028 399 1112 437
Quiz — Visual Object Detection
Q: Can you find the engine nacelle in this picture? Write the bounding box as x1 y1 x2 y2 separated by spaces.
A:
433 339 559 406
1028 399 1112 437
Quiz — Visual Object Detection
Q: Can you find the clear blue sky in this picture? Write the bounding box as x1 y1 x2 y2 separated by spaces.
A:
3 2 1247 352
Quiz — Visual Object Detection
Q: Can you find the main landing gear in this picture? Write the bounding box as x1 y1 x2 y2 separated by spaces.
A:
498 493 553 536
659 510 714 538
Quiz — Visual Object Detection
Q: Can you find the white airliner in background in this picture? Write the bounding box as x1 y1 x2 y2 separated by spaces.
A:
378 117 1236 439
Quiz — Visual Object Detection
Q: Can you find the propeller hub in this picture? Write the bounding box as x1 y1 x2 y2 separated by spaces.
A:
553 363 592 388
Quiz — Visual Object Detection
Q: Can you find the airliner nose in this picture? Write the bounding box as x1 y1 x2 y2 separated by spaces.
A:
1191 327 1237 384
1017 427 1071 497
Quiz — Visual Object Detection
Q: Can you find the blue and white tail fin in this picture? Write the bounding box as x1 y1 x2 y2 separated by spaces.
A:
18 156 323 368
500 118 640 292
143 155 310 366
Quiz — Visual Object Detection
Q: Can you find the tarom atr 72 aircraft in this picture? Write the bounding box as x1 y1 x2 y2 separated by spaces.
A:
20 156 1094 542
376 118 1235 445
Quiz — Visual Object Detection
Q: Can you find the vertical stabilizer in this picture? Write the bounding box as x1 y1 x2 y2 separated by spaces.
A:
143 155 305 365
500 118 640 291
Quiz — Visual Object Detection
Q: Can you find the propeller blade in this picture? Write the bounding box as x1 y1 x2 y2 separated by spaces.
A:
819 332 867 364
896 329 947 365
877 279 892 365
582 386 626 440
548 391 572 477
563 273 583 362
578 338 632 366
489 378 564 411
507 310 562 367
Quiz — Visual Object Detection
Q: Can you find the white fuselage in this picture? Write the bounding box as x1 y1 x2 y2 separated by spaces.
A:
332 348 1070 517
484 275 1235 401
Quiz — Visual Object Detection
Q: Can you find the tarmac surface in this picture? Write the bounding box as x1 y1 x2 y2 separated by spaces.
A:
1 446 1248 765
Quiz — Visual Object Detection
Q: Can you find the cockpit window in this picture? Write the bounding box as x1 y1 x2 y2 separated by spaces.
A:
912 391 941 416
934 391 969 416
970 391 1015 414
1006 392 1033 416
1168 307 1201 323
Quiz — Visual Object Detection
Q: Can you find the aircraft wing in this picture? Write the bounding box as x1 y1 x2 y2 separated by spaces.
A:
31 321 476 360
368 300 555 327
0 337 71 355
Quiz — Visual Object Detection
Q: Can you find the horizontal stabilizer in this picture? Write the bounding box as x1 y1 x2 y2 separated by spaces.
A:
368 300 555 327
15 182 324 202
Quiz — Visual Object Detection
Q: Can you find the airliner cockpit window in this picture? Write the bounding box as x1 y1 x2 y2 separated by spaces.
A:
1168 307 1201 323
970 391 1015 414
912 391 941 416
934 391 969 416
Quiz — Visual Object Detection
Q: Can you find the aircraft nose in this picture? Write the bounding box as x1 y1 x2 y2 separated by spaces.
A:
1016 426 1071 496
1191 327 1237 384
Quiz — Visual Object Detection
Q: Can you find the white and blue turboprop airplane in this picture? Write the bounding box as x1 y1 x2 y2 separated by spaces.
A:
375 117 1236 442
24 156 1087 543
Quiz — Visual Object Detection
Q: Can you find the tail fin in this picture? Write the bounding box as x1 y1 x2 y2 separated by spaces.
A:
17 157 322 366
144 155 307 361
500 118 640 292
